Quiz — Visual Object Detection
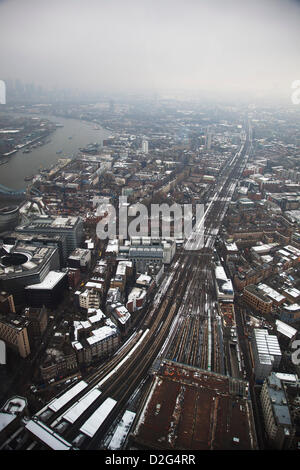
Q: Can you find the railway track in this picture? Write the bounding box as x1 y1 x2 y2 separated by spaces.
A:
18 136 251 450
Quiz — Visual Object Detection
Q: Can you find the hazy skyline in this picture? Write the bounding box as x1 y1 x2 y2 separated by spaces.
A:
1 0 300 101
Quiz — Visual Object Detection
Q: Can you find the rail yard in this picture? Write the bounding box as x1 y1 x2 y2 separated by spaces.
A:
1 125 254 451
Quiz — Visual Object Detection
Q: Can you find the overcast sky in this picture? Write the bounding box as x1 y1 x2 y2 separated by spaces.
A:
0 0 299 99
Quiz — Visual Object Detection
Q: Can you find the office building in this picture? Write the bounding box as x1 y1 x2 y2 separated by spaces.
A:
0 291 15 314
1 231 67 267
25 271 67 308
72 314 120 365
0 314 31 358
142 140 148 154
67 248 91 272
16 215 84 260
0 241 60 305
129 245 164 273
261 373 295 449
0 206 20 234
215 265 234 301
251 329 282 382
243 284 273 314
77 288 101 310
24 306 48 339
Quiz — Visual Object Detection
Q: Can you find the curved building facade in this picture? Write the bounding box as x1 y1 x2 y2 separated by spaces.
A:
0 241 60 305
0 206 20 233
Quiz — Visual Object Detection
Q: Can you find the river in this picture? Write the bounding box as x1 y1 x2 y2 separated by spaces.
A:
0 113 111 190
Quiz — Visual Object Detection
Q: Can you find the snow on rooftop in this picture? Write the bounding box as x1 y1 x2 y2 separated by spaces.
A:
87 325 117 345
106 239 119 253
80 397 117 438
128 287 146 301
2 396 27 414
25 419 73 450
284 303 300 311
136 274 152 285
63 389 102 424
275 373 298 382
254 329 281 359
215 265 228 282
114 305 131 324
49 381 88 412
88 308 105 323
51 216 78 227
258 283 286 303
284 287 300 298
0 413 16 432
25 271 66 290
225 242 238 251
85 281 103 290
276 320 297 339
251 244 272 253
285 245 300 255
108 410 136 450
0 340 6 365
261 255 273 263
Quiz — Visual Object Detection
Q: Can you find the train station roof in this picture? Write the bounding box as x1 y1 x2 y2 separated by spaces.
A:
130 360 257 450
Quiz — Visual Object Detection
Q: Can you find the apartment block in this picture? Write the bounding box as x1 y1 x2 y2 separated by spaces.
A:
243 285 273 314
0 315 31 358
261 373 295 449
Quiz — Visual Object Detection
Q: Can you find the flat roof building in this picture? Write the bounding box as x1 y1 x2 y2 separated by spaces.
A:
16 215 84 260
0 314 31 358
129 360 257 450
243 285 273 314
0 241 60 305
215 265 234 301
261 372 295 449
251 329 282 382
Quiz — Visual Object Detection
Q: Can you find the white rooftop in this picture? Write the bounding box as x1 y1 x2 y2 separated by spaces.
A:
128 287 147 301
136 274 152 285
254 329 281 361
225 241 238 252
63 389 101 424
284 303 300 311
251 244 272 253
87 325 117 345
88 308 105 323
275 373 298 383
114 305 131 325
25 419 73 450
0 340 6 365
284 245 300 256
276 319 297 339
26 271 66 290
0 413 16 432
49 381 88 412
80 397 117 438
284 287 300 298
108 410 136 450
2 396 27 414
258 283 286 303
